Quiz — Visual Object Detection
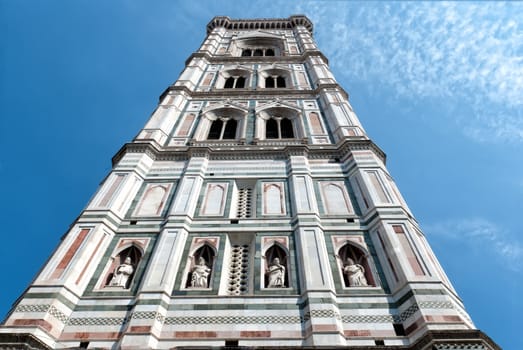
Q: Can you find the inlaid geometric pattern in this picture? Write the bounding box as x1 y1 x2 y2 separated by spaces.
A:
67 316 129 326
419 301 454 309
14 304 50 313
306 310 341 320
164 315 302 325
132 311 157 320
434 344 487 350
48 305 69 323
398 303 419 321
131 311 165 323
342 314 396 323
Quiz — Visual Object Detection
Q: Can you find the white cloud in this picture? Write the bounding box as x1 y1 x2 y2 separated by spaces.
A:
298 2 523 143
423 218 523 272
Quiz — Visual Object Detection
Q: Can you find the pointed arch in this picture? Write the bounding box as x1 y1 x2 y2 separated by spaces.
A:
105 245 142 288
186 243 216 288
338 242 375 287
263 243 289 288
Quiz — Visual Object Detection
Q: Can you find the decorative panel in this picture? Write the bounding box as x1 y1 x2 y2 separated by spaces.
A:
200 183 229 216
133 183 173 217
262 182 286 215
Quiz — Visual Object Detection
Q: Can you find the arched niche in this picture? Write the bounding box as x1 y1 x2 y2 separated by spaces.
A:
105 245 143 289
185 243 216 289
263 243 289 288
337 242 375 288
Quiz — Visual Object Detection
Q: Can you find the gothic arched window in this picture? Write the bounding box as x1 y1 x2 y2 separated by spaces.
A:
264 244 289 288
276 76 286 88
224 77 235 88
338 243 375 287
223 76 247 89
265 48 275 56
265 76 275 88
265 117 294 139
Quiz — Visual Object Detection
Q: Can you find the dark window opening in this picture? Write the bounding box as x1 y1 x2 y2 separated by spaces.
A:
224 77 235 88
235 76 246 88
280 118 294 138
130 220 137 225
266 118 279 139
266 48 275 56
276 76 286 88
265 76 275 88
393 323 406 336
222 119 237 139
253 49 263 56
79 342 89 349
225 339 239 347
375 340 385 346
241 49 251 57
207 120 223 139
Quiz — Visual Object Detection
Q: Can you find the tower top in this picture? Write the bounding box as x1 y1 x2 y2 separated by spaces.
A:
206 15 313 35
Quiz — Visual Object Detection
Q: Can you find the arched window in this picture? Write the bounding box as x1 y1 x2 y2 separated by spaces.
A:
280 118 294 138
207 119 237 140
265 48 275 56
276 76 286 88
253 49 263 56
186 244 215 289
223 75 247 89
105 245 142 289
224 77 235 88
266 118 278 139
338 243 375 287
265 76 275 88
264 244 289 288
241 49 252 57
265 117 294 139
207 119 223 139
235 76 246 88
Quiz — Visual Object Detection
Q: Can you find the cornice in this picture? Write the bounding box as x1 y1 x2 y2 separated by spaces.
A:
206 15 313 35
111 139 386 166
185 50 329 67
161 83 349 102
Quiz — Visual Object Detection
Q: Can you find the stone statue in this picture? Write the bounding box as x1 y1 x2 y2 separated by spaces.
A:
343 258 368 287
266 257 285 288
191 257 211 288
109 257 134 288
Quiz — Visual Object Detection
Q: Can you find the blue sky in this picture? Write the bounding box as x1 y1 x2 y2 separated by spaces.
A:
1 1 521 348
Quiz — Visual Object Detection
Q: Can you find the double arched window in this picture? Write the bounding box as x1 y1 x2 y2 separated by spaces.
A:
265 117 294 139
207 118 238 140
265 76 286 88
224 76 246 89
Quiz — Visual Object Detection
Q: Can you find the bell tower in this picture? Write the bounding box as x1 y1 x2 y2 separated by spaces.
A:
0 16 498 350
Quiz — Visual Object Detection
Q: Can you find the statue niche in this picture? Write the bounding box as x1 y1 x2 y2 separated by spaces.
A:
338 243 374 288
264 244 289 288
187 244 215 289
106 246 142 289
